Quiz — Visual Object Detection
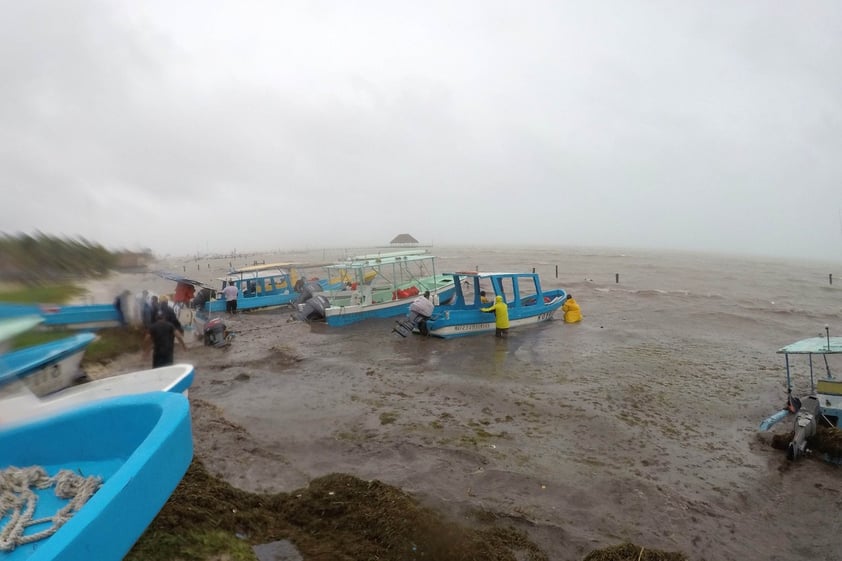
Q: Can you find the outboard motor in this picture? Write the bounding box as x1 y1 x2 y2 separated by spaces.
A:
203 318 228 348
393 295 435 337
787 395 819 460
296 294 330 322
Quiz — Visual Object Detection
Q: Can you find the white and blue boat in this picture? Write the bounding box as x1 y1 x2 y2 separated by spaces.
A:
0 390 193 561
759 328 842 462
188 262 343 314
0 332 97 396
396 271 566 339
1 363 194 427
318 250 456 327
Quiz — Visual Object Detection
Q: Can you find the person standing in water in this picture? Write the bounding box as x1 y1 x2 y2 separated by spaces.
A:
481 295 509 338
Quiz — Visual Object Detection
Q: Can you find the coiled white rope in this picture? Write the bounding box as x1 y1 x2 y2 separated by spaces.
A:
0 466 102 551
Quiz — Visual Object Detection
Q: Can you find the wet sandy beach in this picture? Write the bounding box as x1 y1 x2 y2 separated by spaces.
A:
83 247 842 560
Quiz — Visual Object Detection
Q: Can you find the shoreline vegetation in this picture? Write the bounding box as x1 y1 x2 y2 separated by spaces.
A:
0 272 691 560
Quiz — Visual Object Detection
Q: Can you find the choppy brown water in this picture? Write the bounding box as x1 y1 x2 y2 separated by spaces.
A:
92 246 842 560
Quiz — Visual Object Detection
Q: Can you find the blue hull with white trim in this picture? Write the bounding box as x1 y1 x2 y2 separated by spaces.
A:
419 271 567 339
0 390 193 561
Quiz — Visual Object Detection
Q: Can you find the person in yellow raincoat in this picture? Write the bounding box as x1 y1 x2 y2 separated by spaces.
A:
481 295 510 337
562 294 582 323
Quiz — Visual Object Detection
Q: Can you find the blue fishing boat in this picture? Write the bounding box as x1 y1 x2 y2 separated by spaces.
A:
318 250 456 327
759 328 842 462
181 262 342 314
0 316 43 353
1 364 194 427
0 302 119 328
0 332 96 396
394 271 566 339
0 390 192 561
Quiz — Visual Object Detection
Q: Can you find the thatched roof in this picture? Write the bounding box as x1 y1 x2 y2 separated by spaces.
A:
389 233 419 245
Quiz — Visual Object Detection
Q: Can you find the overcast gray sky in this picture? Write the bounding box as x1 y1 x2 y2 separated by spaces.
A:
2 1 840 259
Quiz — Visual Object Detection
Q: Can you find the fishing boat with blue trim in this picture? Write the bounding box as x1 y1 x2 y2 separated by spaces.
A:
393 271 567 339
1 363 194 427
304 250 456 327
183 262 347 314
758 328 842 463
0 390 193 561
0 332 96 396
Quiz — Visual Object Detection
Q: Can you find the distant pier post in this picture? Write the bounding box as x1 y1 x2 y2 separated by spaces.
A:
555 265 558 278
532 267 536 273
615 273 619 284
831 274 834 285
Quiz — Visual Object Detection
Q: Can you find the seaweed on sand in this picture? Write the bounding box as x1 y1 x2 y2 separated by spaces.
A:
127 459 550 561
582 542 687 560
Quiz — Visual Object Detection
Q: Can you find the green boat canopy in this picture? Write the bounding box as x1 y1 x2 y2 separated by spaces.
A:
777 337 842 354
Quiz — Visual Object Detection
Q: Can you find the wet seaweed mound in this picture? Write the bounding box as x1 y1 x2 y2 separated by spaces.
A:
582 542 687 560
127 459 549 561
127 460 689 561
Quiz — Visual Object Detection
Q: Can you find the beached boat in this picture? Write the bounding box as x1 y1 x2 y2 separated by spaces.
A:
0 332 96 396
0 315 43 353
758 329 842 462
393 271 567 339
0 302 119 329
199 262 348 314
0 363 194 427
310 250 456 327
0 390 192 561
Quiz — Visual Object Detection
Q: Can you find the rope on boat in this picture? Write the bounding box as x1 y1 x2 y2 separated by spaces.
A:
0 466 102 551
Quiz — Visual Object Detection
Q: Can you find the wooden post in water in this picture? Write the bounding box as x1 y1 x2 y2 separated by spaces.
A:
830 273 833 285
615 273 619 283
532 267 536 273
555 265 558 278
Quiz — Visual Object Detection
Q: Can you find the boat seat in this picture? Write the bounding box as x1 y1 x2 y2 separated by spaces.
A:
817 379 842 396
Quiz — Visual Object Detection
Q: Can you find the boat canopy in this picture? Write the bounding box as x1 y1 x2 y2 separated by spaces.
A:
777 337 842 355
155 271 213 289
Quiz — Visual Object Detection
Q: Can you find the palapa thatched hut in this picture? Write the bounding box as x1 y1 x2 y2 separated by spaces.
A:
389 233 419 247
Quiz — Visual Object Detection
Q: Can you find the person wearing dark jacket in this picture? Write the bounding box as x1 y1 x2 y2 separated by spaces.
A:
144 311 188 368
158 296 184 334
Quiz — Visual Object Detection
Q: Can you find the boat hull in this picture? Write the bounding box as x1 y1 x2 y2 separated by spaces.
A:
0 391 193 561
205 279 343 313
425 295 564 339
1 333 96 396
325 284 455 327
1 364 194 427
